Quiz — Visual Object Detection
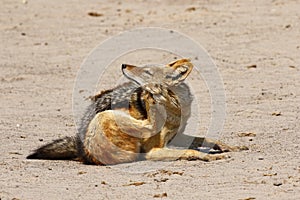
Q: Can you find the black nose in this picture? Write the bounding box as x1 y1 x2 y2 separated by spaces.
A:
121 64 127 69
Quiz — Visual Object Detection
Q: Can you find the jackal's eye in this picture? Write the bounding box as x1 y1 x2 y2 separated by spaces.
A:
143 68 153 76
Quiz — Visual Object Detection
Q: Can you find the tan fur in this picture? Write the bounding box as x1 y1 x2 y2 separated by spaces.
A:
27 58 248 165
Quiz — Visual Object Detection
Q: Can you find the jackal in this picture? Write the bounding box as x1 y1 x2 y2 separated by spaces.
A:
27 59 247 165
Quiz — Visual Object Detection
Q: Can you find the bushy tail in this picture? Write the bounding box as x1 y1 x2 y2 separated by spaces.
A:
27 136 79 160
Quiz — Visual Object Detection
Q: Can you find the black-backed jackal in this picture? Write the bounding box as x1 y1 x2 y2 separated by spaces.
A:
27 59 247 165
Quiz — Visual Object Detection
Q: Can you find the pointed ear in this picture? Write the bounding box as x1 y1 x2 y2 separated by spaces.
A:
165 58 193 85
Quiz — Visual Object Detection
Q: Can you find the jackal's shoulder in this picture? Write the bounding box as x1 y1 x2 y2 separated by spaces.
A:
90 82 137 111
77 82 139 141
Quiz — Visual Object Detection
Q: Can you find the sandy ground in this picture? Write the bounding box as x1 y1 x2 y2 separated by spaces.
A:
1 0 300 199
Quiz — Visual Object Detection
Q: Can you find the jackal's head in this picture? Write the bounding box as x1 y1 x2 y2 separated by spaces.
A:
121 58 193 87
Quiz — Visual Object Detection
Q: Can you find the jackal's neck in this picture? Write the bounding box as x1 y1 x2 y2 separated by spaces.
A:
128 87 148 120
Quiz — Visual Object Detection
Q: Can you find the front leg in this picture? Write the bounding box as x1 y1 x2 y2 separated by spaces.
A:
191 137 248 152
145 148 229 162
169 134 248 152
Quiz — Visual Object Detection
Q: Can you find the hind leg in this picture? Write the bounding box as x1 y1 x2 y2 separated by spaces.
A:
83 110 158 165
84 111 142 165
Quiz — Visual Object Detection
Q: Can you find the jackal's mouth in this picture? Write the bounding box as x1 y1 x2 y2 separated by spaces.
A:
121 64 142 86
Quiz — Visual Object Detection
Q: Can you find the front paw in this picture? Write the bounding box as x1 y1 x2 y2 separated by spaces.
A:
214 142 249 152
202 153 230 162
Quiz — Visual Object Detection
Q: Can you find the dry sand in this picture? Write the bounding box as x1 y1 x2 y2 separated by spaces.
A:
1 0 299 199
